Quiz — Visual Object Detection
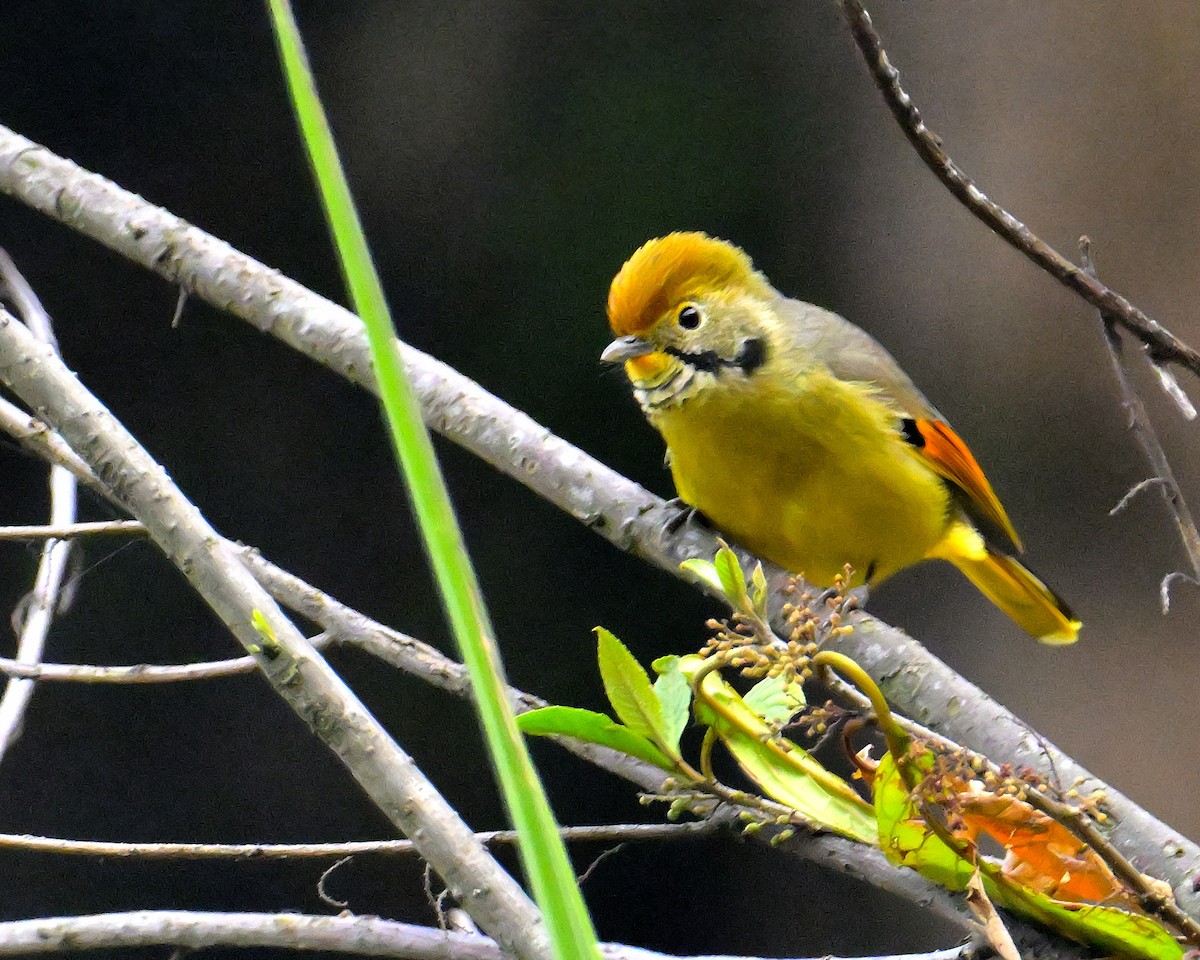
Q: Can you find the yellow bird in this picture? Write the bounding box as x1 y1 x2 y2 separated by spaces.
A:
602 232 1079 644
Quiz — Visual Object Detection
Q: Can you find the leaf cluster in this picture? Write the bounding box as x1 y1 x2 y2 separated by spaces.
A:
519 546 1192 960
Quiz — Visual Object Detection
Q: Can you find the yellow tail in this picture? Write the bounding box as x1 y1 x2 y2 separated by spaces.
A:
930 524 1081 645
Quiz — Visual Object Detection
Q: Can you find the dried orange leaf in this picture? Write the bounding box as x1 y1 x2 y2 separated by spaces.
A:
958 787 1128 906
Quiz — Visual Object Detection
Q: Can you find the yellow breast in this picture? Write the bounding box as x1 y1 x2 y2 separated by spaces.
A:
653 366 954 585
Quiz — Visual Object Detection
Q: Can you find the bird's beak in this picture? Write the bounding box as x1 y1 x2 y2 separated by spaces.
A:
601 335 656 363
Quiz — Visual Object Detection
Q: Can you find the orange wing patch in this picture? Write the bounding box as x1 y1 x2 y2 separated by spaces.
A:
911 418 1023 552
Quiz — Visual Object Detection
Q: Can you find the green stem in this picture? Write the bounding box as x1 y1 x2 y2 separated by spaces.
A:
813 651 910 760
699 728 718 783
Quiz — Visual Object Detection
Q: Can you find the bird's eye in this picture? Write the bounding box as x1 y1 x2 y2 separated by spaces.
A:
677 305 702 330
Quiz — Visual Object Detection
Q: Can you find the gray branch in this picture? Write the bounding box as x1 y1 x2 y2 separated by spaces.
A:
0 910 976 960
834 0 1200 385
0 305 550 960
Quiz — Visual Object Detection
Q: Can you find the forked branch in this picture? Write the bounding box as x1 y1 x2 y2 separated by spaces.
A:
0 305 550 960
836 0 1200 387
1079 238 1200 606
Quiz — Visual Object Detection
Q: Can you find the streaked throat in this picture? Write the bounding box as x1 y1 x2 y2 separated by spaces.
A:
632 357 712 414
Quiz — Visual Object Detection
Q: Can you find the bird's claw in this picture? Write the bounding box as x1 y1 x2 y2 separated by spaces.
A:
843 582 871 612
663 497 713 535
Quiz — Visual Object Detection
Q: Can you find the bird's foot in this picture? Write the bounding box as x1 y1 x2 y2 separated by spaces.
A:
811 580 870 617
663 497 713 536
844 582 871 612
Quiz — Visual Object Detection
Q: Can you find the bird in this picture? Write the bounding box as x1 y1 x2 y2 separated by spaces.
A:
601 232 1079 644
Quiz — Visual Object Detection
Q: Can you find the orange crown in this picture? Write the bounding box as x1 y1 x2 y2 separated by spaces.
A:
607 232 773 336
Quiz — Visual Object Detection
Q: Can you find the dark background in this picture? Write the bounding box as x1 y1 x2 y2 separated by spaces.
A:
0 2 1198 957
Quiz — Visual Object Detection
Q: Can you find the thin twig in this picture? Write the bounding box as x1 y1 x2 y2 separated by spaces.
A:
1080 238 1200 610
1110 478 1167 517
1149 362 1197 420
835 0 1200 390
0 822 716 861
0 909 979 960
239 547 476 700
316 856 353 910
0 654 256 684
0 635 342 684
0 248 57 349
0 248 75 764
575 843 626 887
0 398 119 506
0 520 147 541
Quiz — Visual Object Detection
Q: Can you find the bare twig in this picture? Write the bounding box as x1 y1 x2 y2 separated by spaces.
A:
0 248 57 349
0 520 146 541
1110 478 1168 517
835 0 1200 389
0 910 979 960
1149 363 1197 420
0 249 75 764
1161 572 1195 613
1079 238 1200 610
239 547 476 699
0 306 550 960
316 857 353 910
0 822 716 861
0 654 256 684
575 844 626 887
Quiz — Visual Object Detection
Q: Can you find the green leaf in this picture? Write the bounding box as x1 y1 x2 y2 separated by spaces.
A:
713 543 751 610
1000 885 1183 960
750 562 769 618
680 558 723 594
989 878 1184 960
743 674 806 726
517 706 676 772
651 656 691 756
596 627 666 745
873 751 974 890
679 656 876 844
